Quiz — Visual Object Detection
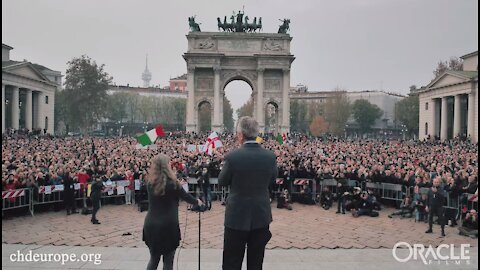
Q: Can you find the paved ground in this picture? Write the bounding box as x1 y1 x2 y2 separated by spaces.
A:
2 244 478 270
2 201 476 249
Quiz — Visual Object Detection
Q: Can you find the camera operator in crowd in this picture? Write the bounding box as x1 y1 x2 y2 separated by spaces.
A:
344 187 362 213
352 191 375 217
319 187 333 210
388 195 414 219
277 189 292 210
414 193 428 222
459 209 478 238
297 183 315 205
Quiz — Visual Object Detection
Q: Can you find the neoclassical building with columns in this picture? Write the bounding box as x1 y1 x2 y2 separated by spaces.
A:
418 51 478 143
2 43 60 134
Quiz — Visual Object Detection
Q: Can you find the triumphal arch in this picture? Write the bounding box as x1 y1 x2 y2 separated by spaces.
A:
184 13 295 133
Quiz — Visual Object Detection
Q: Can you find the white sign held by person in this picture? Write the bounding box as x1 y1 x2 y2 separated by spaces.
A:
117 186 125 195
134 180 141 191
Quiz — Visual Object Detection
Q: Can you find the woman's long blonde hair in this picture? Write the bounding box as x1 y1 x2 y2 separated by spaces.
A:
146 154 179 196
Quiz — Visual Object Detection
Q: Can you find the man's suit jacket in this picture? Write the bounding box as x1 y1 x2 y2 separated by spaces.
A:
218 142 278 231
427 188 446 209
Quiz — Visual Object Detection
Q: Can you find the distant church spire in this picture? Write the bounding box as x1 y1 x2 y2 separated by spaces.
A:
142 54 152 88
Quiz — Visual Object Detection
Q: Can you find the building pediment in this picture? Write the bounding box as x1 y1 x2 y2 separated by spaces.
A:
426 71 477 90
2 62 50 82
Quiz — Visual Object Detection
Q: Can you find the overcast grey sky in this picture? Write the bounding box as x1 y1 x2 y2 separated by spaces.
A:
2 0 478 110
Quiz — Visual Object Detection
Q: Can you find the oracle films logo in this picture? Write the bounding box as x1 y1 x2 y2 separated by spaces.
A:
392 242 471 266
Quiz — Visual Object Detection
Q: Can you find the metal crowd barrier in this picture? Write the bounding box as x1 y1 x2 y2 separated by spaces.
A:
33 185 65 206
321 179 338 194
15 180 142 215
95 180 141 206
380 183 404 203
365 182 383 196
272 178 291 197
186 177 225 200
466 193 478 210
291 179 316 200
2 188 33 216
3 179 476 219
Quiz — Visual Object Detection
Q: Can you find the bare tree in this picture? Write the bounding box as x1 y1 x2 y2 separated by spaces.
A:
324 89 351 135
433 57 463 78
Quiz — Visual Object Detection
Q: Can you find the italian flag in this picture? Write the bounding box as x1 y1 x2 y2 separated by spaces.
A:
136 125 165 146
276 133 287 145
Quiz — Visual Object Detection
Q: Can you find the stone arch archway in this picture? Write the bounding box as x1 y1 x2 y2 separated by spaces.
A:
222 74 255 123
264 99 280 134
196 98 213 132
184 31 295 133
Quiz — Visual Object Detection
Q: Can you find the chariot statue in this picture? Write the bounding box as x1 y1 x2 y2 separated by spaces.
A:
216 10 262 32
188 16 201 32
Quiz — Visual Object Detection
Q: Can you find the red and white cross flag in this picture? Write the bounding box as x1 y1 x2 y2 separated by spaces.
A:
202 131 223 155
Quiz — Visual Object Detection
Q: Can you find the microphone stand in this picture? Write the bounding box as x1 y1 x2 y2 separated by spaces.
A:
198 210 201 270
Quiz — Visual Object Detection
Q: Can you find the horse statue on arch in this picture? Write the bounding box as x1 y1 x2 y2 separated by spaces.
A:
278 18 290 34
244 16 262 32
217 16 235 32
188 16 201 32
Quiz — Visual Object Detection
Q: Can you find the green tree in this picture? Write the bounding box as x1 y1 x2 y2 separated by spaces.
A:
54 89 68 134
237 97 254 118
395 95 419 136
137 96 155 123
126 93 140 123
324 90 351 135
351 99 383 134
223 97 234 132
170 98 186 129
105 93 129 123
63 55 112 132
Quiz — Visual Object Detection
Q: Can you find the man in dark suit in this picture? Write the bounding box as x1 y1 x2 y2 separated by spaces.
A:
90 176 104 225
219 116 278 270
425 176 446 237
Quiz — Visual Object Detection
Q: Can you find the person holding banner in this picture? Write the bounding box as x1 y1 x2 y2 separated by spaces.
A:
143 154 203 270
218 116 278 270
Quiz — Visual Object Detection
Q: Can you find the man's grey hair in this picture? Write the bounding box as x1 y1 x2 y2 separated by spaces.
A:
236 116 259 139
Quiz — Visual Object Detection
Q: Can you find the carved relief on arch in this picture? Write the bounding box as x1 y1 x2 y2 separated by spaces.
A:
196 77 214 90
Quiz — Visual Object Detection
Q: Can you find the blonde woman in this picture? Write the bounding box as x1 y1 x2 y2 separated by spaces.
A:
143 154 202 270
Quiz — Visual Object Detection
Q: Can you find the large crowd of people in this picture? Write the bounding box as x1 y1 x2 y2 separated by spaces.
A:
1 132 478 237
